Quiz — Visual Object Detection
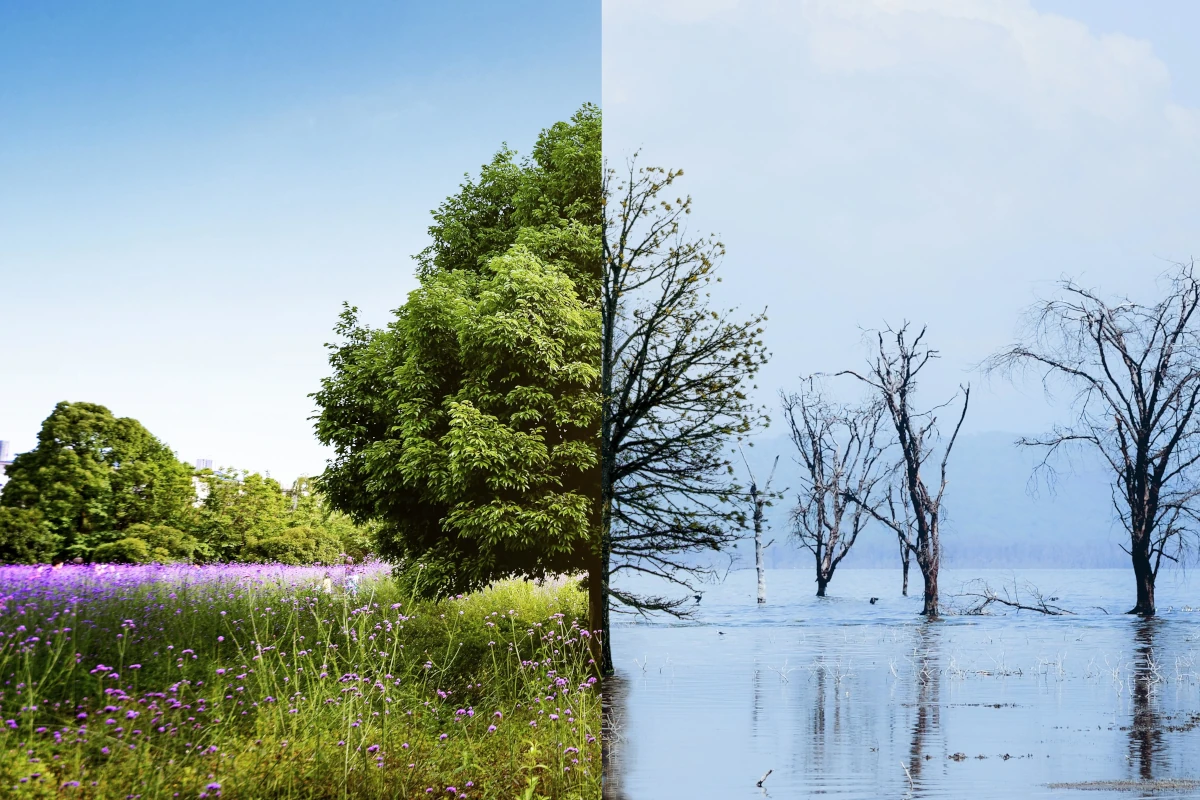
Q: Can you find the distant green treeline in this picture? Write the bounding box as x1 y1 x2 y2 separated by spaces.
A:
0 401 374 565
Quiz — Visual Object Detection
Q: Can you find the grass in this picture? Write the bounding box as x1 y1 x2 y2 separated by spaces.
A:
0 562 600 799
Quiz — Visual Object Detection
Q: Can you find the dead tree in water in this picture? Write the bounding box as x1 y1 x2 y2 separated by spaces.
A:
842 324 969 617
739 449 780 604
986 264 1200 616
886 484 914 596
782 380 888 597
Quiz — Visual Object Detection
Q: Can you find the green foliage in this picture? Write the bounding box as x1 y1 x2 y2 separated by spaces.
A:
242 524 343 565
91 536 152 564
286 476 377 561
315 106 602 597
194 468 289 561
316 249 599 594
0 508 60 564
415 103 601 296
187 471 375 565
0 401 195 558
122 522 199 563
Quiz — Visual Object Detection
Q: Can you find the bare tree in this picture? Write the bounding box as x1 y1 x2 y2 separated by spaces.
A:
599 158 770 673
842 324 970 617
892 486 913 596
985 264 1200 615
781 379 888 597
738 448 780 604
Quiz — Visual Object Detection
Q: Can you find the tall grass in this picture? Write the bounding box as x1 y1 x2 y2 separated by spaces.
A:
0 563 600 799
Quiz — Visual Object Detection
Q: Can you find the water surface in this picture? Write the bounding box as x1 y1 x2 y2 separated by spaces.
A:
607 569 1200 799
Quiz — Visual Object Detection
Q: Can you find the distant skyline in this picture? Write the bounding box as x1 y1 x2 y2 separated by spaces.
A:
604 0 1200 441
1 2 599 483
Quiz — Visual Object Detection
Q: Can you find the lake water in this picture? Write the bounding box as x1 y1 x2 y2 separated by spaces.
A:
605 568 1200 799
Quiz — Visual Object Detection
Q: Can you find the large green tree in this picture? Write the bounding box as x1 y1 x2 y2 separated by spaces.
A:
313 105 602 626
0 401 195 558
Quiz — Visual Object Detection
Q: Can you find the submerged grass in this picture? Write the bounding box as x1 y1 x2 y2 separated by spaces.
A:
0 563 600 799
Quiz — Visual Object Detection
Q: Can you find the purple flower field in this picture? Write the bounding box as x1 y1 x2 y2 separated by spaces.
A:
0 562 600 799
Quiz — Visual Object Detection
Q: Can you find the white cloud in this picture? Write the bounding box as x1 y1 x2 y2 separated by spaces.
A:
603 0 1200 432
790 0 1171 128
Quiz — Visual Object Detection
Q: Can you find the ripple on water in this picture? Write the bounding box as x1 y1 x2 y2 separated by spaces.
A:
608 569 1200 800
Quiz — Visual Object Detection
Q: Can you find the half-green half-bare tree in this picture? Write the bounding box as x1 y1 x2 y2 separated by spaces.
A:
985 263 1200 615
842 325 969 617
599 158 769 673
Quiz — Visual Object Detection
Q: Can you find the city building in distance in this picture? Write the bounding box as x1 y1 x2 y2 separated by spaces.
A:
0 440 12 490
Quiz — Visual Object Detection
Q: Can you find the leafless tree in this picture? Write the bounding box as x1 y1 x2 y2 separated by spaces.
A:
781 378 888 597
599 158 770 673
842 324 970 617
985 263 1200 615
890 485 914 596
738 448 780 604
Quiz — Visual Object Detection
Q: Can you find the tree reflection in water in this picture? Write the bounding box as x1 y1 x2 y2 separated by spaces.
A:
603 673 630 800
1128 618 1165 782
907 622 942 796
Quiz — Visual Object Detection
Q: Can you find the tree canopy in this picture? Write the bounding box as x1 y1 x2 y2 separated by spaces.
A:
0 401 195 558
313 105 602 599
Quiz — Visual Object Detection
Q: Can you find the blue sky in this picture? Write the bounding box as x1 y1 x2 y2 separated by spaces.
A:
1 1 599 483
604 0 1200 441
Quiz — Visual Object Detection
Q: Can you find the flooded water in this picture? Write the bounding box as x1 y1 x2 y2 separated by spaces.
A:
605 569 1200 799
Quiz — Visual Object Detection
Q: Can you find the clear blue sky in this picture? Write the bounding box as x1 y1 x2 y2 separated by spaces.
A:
1 1 599 483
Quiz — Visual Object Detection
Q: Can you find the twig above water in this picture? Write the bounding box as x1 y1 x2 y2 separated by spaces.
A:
951 578 1075 616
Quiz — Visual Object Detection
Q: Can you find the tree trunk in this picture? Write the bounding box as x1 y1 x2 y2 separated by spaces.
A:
587 546 606 672
1129 538 1156 615
756 554 766 604
920 559 939 617
900 536 910 597
754 493 766 604
597 532 613 675
816 576 828 597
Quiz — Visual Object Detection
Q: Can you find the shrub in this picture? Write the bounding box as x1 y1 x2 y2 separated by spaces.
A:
91 536 152 563
122 522 199 562
242 524 343 564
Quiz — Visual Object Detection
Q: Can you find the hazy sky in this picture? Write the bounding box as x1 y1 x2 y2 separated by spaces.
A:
1 2 599 483
604 0 1200 440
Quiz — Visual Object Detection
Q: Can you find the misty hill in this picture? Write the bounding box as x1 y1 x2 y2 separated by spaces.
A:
730 431 1127 569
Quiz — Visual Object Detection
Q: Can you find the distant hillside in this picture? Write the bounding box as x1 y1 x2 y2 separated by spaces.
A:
730 431 1127 569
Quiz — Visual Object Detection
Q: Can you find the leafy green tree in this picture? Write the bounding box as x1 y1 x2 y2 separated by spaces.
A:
193 469 288 561
285 477 377 562
0 508 61 564
314 105 601 609
0 401 195 558
243 525 343 565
